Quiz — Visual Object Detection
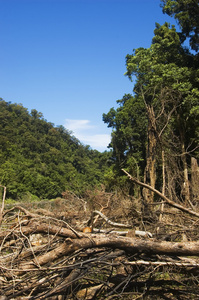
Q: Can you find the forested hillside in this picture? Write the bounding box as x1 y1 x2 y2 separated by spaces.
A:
0 99 110 199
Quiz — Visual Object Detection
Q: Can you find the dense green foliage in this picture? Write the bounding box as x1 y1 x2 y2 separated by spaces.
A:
161 0 199 51
103 1 199 202
0 99 110 199
103 94 147 191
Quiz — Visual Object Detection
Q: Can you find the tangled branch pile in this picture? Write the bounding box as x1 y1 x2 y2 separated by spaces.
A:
0 190 199 299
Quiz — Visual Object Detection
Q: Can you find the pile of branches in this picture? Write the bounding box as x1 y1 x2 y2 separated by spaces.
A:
0 203 199 300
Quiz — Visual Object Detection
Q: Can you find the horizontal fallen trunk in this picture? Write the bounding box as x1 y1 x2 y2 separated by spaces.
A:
19 220 81 239
93 228 152 238
126 260 199 267
15 235 199 273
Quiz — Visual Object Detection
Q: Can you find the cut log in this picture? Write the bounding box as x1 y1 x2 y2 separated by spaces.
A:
13 235 199 274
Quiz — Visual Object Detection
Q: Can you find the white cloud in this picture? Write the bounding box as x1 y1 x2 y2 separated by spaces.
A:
79 133 111 149
64 119 111 151
65 119 94 132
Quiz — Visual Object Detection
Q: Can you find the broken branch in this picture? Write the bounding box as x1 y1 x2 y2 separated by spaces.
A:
122 169 199 218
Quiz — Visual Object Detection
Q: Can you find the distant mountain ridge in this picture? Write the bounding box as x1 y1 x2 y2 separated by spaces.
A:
0 99 110 199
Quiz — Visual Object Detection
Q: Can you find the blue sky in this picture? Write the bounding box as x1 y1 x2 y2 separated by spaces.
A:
0 0 176 151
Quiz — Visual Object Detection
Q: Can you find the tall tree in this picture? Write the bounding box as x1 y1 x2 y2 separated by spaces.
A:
126 23 199 203
161 0 199 52
104 22 199 204
103 94 147 193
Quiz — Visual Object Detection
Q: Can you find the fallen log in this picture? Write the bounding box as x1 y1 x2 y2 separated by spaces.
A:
11 235 199 274
93 228 153 238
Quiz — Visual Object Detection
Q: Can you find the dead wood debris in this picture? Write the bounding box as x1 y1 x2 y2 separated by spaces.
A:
0 201 198 300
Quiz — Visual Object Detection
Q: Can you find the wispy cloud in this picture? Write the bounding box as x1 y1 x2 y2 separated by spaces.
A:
65 119 94 131
65 119 111 152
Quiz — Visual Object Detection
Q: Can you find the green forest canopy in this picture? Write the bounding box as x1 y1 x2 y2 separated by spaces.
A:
0 99 111 199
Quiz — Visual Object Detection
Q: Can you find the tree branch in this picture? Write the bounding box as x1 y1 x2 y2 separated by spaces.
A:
122 169 199 218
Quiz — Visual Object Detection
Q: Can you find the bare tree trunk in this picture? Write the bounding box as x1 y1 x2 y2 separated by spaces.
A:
157 150 165 233
191 157 199 201
0 185 6 226
159 150 165 222
144 105 157 203
181 141 190 205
